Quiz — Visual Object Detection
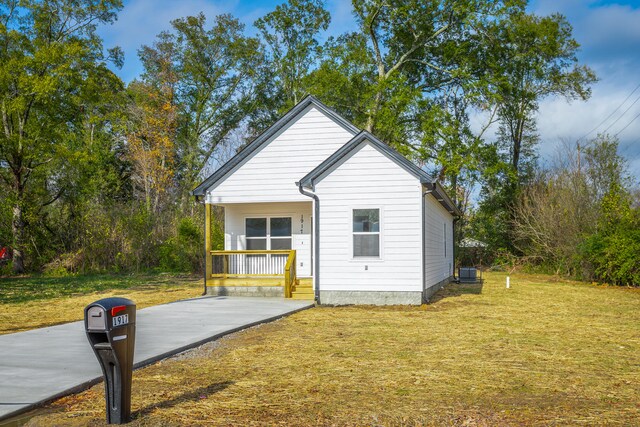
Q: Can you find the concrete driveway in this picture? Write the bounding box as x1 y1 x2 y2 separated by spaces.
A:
0 296 313 421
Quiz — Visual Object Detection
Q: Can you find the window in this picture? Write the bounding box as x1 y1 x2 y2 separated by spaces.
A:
245 217 292 250
246 218 267 250
270 217 292 250
353 209 380 257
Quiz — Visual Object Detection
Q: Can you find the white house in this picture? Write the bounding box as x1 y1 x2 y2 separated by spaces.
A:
192 96 460 305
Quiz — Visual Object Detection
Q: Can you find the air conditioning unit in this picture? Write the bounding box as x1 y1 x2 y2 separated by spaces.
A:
458 267 477 283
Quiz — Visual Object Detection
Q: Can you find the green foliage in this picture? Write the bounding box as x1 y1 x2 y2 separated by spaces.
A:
581 227 640 286
158 217 203 272
0 0 124 272
473 10 596 254
579 183 639 286
139 13 263 200
509 136 639 285
255 0 330 111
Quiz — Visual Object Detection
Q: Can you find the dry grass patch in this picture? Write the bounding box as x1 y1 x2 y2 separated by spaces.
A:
0 274 202 334
27 272 640 426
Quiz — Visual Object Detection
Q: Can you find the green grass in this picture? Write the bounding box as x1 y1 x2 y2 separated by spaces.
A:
0 273 199 304
27 272 640 426
0 273 203 334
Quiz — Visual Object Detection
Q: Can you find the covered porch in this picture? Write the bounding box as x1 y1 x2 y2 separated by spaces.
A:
204 202 314 300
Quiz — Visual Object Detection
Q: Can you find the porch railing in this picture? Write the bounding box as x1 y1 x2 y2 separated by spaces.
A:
210 250 297 297
284 250 296 298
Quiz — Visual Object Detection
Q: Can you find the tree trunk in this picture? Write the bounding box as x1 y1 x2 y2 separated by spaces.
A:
451 173 458 206
12 201 25 274
366 90 381 132
511 116 525 172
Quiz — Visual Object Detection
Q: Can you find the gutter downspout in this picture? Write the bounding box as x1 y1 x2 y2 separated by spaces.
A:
297 182 320 304
422 187 435 303
453 216 460 284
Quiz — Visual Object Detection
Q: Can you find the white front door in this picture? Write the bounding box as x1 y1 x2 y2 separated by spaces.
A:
293 234 311 277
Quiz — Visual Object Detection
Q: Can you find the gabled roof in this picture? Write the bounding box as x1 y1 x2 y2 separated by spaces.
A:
192 95 360 196
299 131 434 188
298 131 462 216
192 95 460 217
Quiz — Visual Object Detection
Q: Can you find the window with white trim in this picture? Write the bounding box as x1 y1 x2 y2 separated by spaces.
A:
353 209 380 257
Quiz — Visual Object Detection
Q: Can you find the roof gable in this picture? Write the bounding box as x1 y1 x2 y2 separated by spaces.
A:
299 131 434 188
192 95 359 196
298 131 461 216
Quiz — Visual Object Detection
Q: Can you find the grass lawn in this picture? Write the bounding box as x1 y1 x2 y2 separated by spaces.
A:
26 272 640 426
0 274 203 334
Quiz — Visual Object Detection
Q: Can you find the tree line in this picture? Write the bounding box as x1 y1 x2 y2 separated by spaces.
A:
0 0 637 285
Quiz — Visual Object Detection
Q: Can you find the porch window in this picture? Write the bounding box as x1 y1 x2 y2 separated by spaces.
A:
246 218 267 250
245 217 292 250
270 217 292 250
353 209 380 257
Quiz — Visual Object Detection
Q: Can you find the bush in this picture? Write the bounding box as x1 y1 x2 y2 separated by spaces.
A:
158 217 203 272
581 227 640 286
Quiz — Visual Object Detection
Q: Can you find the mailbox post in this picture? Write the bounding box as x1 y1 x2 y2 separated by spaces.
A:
84 297 136 424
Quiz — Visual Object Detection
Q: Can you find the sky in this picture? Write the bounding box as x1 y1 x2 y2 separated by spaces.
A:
97 0 640 179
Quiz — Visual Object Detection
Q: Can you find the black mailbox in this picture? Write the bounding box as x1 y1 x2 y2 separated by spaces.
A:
84 297 136 424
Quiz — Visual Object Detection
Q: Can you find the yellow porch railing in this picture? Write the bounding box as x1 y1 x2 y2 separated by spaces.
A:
284 250 296 298
210 250 297 298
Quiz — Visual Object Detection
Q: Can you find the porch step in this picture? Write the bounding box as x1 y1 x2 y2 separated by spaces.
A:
208 277 284 287
291 280 314 300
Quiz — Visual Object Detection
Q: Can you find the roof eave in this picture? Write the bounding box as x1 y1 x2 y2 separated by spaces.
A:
425 181 462 217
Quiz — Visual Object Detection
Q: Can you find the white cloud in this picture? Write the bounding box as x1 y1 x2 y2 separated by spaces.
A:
537 80 640 145
529 1 640 177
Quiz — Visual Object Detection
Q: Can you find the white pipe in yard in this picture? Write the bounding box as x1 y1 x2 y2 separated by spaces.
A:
506 276 510 289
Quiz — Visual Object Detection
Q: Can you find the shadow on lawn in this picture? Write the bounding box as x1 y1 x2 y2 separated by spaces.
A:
429 280 484 304
133 381 234 419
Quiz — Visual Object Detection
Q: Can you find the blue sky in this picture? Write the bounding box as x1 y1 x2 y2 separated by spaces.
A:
97 0 640 178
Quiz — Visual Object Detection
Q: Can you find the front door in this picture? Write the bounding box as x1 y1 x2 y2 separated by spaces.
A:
292 234 311 277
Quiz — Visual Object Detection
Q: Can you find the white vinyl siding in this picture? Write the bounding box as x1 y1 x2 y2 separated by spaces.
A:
223 202 313 277
314 141 423 292
424 193 454 287
205 106 355 204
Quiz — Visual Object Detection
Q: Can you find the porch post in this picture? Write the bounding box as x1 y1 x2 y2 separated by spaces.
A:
205 203 213 281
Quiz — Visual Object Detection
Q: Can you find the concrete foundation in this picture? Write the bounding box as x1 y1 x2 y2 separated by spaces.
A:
424 276 454 302
206 286 284 298
319 290 423 305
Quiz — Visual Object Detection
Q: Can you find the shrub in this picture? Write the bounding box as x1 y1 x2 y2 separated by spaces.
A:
581 227 640 286
158 217 203 272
